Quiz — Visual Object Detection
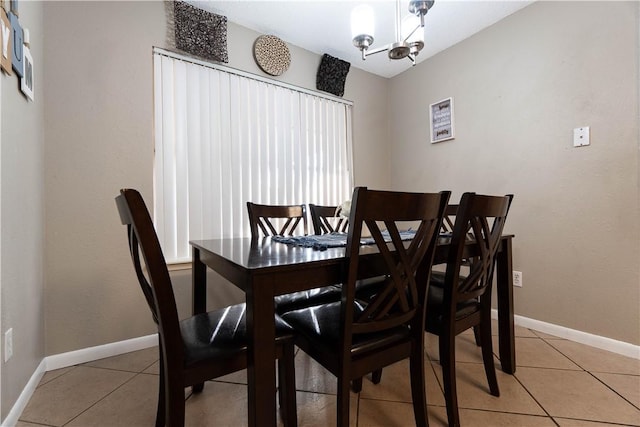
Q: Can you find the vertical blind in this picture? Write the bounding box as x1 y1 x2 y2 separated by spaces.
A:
153 49 354 263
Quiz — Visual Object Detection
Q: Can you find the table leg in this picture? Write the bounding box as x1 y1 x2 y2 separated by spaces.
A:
191 247 207 393
246 278 277 427
496 236 516 374
192 247 206 315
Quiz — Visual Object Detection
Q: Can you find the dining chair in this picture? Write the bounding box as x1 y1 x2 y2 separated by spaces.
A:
246 201 343 314
431 203 476 284
308 203 348 234
425 192 513 427
117 189 297 427
307 201 386 393
282 187 451 427
246 202 308 237
365 202 475 386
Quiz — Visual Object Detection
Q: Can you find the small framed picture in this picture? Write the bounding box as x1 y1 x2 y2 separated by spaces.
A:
430 97 455 143
20 45 33 101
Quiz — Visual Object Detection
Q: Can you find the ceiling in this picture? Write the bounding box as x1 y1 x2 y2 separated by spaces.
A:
188 0 534 78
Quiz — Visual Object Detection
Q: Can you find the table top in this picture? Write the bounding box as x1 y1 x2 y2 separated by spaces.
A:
191 236 350 271
189 234 484 271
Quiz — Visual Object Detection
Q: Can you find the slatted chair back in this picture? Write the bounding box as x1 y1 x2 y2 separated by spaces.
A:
247 202 308 237
343 187 450 338
116 189 181 354
446 193 513 317
309 204 348 235
440 204 458 234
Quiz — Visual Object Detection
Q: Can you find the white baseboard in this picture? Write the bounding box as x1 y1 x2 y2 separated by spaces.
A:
491 309 640 359
46 334 158 371
2 359 46 427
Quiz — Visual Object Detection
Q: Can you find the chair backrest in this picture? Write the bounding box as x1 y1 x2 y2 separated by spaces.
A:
115 189 183 363
246 202 308 237
309 204 349 235
440 204 458 234
341 187 450 344
444 193 513 314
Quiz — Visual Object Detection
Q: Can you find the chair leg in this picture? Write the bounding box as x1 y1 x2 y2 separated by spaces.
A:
473 325 482 346
155 357 165 427
351 377 362 393
337 375 351 427
409 345 429 427
480 314 500 396
372 368 383 384
278 343 298 427
440 331 460 427
166 372 186 427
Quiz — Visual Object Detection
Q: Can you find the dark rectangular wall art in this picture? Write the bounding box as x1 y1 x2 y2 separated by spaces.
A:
174 1 228 63
316 53 350 97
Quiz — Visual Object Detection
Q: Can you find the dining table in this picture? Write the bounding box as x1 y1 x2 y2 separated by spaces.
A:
190 233 515 427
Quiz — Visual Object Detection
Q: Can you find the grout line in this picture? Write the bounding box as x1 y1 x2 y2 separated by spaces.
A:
510 366 560 424
541 338 594 373
36 366 77 388
586 371 640 412
60 372 143 427
552 416 640 427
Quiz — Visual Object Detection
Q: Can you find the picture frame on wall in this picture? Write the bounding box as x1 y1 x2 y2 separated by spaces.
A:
0 8 12 75
430 97 455 143
20 45 33 101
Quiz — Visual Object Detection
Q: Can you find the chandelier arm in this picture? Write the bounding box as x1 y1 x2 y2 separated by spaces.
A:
363 45 392 58
403 23 422 43
407 54 416 66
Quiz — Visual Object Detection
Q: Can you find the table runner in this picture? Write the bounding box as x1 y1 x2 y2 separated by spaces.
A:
271 230 417 251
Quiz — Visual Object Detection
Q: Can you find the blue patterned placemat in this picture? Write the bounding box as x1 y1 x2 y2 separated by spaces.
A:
272 230 416 251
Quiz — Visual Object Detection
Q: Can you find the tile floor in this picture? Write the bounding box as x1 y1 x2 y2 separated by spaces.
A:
17 322 640 426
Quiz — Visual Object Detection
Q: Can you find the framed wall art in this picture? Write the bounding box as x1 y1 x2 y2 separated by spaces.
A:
0 8 11 75
430 97 455 143
8 10 21 77
20 44 32 100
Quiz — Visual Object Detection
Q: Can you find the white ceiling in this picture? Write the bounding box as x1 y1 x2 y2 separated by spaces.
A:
188 0 534 78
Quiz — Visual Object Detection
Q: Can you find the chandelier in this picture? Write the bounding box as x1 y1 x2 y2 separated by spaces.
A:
351 0 435 65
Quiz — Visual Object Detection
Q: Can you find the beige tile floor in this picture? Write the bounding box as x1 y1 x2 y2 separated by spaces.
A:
18 322 640 426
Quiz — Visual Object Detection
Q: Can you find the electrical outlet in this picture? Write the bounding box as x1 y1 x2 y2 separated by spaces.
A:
4 328 13 362
513 271 523 288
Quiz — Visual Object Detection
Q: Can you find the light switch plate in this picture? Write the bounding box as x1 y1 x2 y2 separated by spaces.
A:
573 127 590 147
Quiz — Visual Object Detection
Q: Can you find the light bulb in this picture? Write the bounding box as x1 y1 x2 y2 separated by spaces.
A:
351 4 375 39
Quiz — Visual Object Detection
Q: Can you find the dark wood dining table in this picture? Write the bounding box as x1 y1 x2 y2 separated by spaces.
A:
190 234 515 427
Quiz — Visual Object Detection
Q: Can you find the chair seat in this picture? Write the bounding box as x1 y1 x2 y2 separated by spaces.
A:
430 270 446 287
425 282 480 333
281 301 411 357
275 286 342 314
180 303 294 367
430 270 470 288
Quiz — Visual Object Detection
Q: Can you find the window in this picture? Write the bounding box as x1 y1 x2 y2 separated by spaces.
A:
153 48 354 263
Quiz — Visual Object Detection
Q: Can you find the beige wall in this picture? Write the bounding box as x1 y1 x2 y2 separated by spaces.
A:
388 1 640 344
42 1 390 356
1 1 45 418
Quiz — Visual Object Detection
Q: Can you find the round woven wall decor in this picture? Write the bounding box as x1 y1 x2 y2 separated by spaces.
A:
253 35 291 76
